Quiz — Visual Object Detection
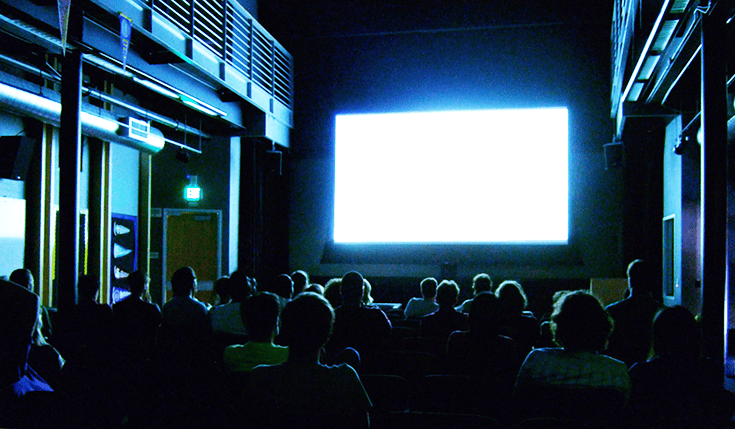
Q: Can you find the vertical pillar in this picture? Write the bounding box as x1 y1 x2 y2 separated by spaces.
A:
23 120 44 296
700 6 728 371
88 138 111 302
238 138 263 278
57 46 82 312
139 152 152 275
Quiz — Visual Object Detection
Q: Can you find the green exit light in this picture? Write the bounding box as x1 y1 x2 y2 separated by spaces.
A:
184 175 202 201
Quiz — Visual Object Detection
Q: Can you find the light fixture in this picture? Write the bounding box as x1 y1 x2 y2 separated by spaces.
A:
132 76 180 99
178 93 226 117
184 175 202 202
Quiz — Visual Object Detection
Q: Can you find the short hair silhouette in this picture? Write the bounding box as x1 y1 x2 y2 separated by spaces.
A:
324 278 343 309
291 270 309 294
496 280 528 313
468 291 502 333
627 259 654 295
273 274 294 300
213 276 231 304
127 270 150 297
420 277 438 299
436 280 460 307
229 269 255 302
10 268 33 290
171 267 196 297
472 273 493 294
305 283 325 294
341 271 364 305
552 290 613 352
279 292 334 353
652 305 699 359
242 292 281 342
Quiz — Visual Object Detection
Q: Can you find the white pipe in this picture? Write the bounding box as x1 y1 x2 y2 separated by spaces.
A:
0 80 164 153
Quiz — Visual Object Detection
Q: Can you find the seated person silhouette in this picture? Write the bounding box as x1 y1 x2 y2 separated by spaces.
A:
54 275 114 374
326 271 392 359
209 269 254 336
271 273 294 308
291 270 309 296
249 292 372 429
404 277 440 319
212 276 232 307
420 280 469 340
113 270 162 365
628 306 735 429
10 268 53 340
456 273 493 314
223 292 288 372
448 292 519 414
159 267 213 373
513 290 630 424
324 278 343 309
496 280 538 359
605 259 663 367
0 279 54 427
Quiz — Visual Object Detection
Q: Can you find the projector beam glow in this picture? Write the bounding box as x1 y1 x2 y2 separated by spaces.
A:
334 108 569 244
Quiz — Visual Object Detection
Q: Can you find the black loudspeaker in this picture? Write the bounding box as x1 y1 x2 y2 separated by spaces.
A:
604 141 624 170
0 136 36 181
266 149 283 176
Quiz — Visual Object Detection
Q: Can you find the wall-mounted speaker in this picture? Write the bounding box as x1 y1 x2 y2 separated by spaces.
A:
0 136 36 181
604 141 624 170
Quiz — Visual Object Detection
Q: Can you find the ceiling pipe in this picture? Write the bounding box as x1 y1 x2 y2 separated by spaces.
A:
0 52 209 140
0 79 165 154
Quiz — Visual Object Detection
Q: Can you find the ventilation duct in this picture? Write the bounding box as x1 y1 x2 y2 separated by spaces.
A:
0 80 165 153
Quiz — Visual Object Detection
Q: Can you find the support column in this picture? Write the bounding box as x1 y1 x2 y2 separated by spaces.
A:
700 6 728 371
139 152 152 275
22 120 44 297
57 47 82 312
88 138 111 301
238 138 263 278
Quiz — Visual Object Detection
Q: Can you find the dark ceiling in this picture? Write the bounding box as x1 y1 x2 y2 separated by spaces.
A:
260 0 614 45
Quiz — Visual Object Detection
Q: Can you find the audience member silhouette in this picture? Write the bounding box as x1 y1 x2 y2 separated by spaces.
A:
404 277 440 319
496 280 538 358
605 259 663 367
628 306 735 429
447 292 519 414
223 292 288 373
327 271 392 359
290 270 309 296
159 266 213 373
456 273 493 313
513 290 630 422
209 269 253 336
420 280 469 339
0 279 53 427
362 278 374 305
324 277 343 309
56 275 113 366
305 283 325 294
10 268 52 341
249 292 372 429
271 273 294 307
212 276 232 307
28 308 64 390
0 278 52 396
113 270 162 366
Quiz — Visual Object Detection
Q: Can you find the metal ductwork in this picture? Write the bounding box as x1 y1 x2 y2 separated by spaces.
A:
0 80 165 153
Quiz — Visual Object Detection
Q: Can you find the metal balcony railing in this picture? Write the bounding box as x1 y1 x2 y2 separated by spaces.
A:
150 0 293 109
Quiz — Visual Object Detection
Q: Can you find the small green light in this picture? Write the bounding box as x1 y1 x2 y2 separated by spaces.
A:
184 175 202 201
185 186 201 201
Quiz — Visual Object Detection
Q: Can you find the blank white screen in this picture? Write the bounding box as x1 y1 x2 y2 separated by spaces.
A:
334 108 568 244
